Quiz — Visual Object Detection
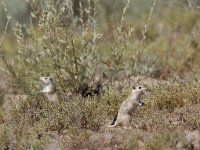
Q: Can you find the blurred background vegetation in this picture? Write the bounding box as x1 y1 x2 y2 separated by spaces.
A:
0 0 199 53
0 0 200 93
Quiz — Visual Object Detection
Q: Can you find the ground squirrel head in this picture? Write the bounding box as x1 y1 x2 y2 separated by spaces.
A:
132 86 146 95
131 86 147 106
39 76 55 93
39 76 53 85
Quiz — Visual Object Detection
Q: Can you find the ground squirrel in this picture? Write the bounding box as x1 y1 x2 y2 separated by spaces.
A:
39 76 74 102
111 86 147 127
39 76 59 102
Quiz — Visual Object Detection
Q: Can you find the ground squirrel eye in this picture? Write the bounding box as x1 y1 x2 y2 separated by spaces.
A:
139 87 141 89
44 77 47 80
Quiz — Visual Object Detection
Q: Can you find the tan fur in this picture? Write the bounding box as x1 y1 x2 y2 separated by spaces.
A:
111 86 146 127
39 76 59 102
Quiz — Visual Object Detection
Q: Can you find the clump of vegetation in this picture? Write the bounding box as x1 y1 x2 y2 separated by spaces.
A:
1 0 138 96
145 129 184 150
146 83 200 112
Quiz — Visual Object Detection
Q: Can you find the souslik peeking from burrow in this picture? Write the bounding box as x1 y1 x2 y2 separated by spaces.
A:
39 76 103 101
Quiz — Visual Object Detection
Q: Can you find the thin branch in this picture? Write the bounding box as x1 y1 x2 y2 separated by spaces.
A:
134 0 157 71
71 40 78 74
0 16 11 48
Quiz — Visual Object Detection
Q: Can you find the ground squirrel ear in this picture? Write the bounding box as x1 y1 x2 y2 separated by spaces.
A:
133 86 136 89
49 76 53 80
